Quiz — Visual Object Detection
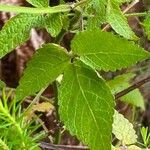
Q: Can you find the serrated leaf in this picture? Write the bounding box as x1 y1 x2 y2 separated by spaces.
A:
58 61 115 150
71 30 149 71
0 14 43 59
107 0 137 40
16 44 70 101
44 13 63 37
113 110 137 144
0 12 65 58
86 0 107 29
107 73 145 110
26 0 49 7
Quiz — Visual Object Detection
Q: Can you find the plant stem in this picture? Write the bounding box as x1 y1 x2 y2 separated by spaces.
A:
40 142 89 150
115 76 150 99
0 4 71 14
0 0 87 14
125 12 147 17
53 81 61 144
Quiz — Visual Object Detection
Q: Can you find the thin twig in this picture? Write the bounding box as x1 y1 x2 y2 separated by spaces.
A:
102 0 140 31
40 142 89 150
115 76 150 99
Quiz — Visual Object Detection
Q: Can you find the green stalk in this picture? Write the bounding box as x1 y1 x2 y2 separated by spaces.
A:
0 4 71 14
125 12 147 17
0 0 87 14
53 81 61 144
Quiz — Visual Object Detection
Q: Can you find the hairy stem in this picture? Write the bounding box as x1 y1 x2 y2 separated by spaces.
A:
0 4 71 14
0 0 87 14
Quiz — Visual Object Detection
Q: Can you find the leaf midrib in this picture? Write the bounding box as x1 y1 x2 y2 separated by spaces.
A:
74 66 100 132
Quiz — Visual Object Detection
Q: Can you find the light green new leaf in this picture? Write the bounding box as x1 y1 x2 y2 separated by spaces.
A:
59 61 115 150
0 13 44 59
107 73 145 110
26 0 49 7
16 44 70 101
113 110 137 144
71 30 149 71
107 1 137 40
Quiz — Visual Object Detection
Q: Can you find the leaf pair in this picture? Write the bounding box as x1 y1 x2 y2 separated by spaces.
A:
15 29 149 150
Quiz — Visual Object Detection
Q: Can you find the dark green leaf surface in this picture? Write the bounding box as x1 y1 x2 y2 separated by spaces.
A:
58 61 115 150
71 30 149 71
16 44 70 101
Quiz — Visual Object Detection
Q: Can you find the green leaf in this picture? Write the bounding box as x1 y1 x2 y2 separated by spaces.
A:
106 1 137 40
86 0 107 29
26 0 49 7
112 145 142 150
0 80 6 89
140 127 150 147
0 12 64 58
71 30 149 71
43 14 63 37
113 110 137 144
143 12 150 40
16 44 70 101
107 73 145 110
58 61 115 150
0 13 43 59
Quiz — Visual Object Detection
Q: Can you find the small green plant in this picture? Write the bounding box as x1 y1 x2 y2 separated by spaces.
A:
140 127 150 148
0 0 150 150
0 87 45 150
